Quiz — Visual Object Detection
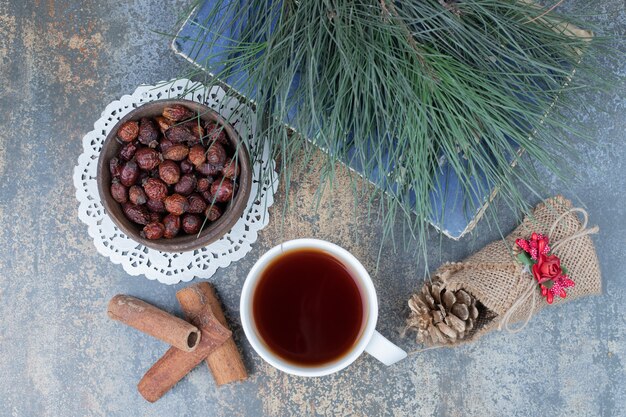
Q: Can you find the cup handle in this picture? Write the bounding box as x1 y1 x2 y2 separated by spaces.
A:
364 330 407 366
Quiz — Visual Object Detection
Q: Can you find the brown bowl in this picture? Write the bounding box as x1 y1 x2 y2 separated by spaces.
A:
97 99 252 252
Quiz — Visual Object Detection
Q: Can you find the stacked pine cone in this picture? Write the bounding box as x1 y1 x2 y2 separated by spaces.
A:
407 279 479 346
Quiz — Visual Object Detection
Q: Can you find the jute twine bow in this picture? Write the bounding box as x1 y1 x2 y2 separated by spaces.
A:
498 207 599 333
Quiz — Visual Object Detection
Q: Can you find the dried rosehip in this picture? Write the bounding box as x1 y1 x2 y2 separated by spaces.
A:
120 160 139 187
222 158 240 178
205 122 229 146
187 193 208 214
134 147 161 171
141 222 165 240
163 104 193 122
154 116 173 135
146 198 166 213
164 194 189 216
138 118 159 148
158 160 181 185
110 180 128 203
138 169 150 183
184 120 204 140
182 213 202 235
159 138 174 153
188 144 206 167
149 212 161 223
162 144 189 161
109 157 123 179
129 185 147 205
197 163 220 176
165 125 195 143
143 178 168 201
162 214 180 239
205 205 222 222
210 178 234 203
180 159 194 174
196 177 213 192
118 141 138 161
206 142 226 167
201 190 214 203
174 174 196 196
122 202 149 225
117 120 139 142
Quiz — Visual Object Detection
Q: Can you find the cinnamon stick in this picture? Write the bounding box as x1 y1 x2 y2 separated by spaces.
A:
137 289 232 402
179 283 248 385
107 294 201 352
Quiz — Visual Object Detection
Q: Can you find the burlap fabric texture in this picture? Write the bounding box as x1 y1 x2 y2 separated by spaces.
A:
407 195 602 346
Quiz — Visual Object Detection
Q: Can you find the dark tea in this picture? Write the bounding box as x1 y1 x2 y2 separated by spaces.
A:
252 248 365 366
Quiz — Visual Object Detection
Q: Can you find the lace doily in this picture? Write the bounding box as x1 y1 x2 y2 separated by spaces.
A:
73 79 279 285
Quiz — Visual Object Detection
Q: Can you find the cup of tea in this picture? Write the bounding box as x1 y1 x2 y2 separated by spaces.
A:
240 239 407 377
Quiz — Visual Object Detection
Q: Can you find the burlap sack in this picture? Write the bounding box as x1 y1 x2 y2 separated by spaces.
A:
408 195 602 346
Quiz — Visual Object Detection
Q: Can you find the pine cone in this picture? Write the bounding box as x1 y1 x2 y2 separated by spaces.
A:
407 279 479 345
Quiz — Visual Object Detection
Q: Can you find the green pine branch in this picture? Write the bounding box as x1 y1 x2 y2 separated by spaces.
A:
172 0 613 264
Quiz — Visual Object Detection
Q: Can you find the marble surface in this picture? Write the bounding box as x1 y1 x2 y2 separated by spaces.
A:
0 1 624 416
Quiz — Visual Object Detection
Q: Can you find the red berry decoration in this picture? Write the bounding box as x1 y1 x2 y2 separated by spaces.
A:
516 233 574 304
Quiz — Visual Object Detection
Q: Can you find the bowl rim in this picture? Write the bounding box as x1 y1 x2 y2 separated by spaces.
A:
96 98 253 252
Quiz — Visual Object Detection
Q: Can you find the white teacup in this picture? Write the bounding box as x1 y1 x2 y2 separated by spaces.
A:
240 239 407 377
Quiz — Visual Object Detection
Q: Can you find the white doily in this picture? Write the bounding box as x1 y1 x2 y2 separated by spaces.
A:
73 79 279 285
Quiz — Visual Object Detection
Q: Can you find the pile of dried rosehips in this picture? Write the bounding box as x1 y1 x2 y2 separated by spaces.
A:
108 104 240 240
